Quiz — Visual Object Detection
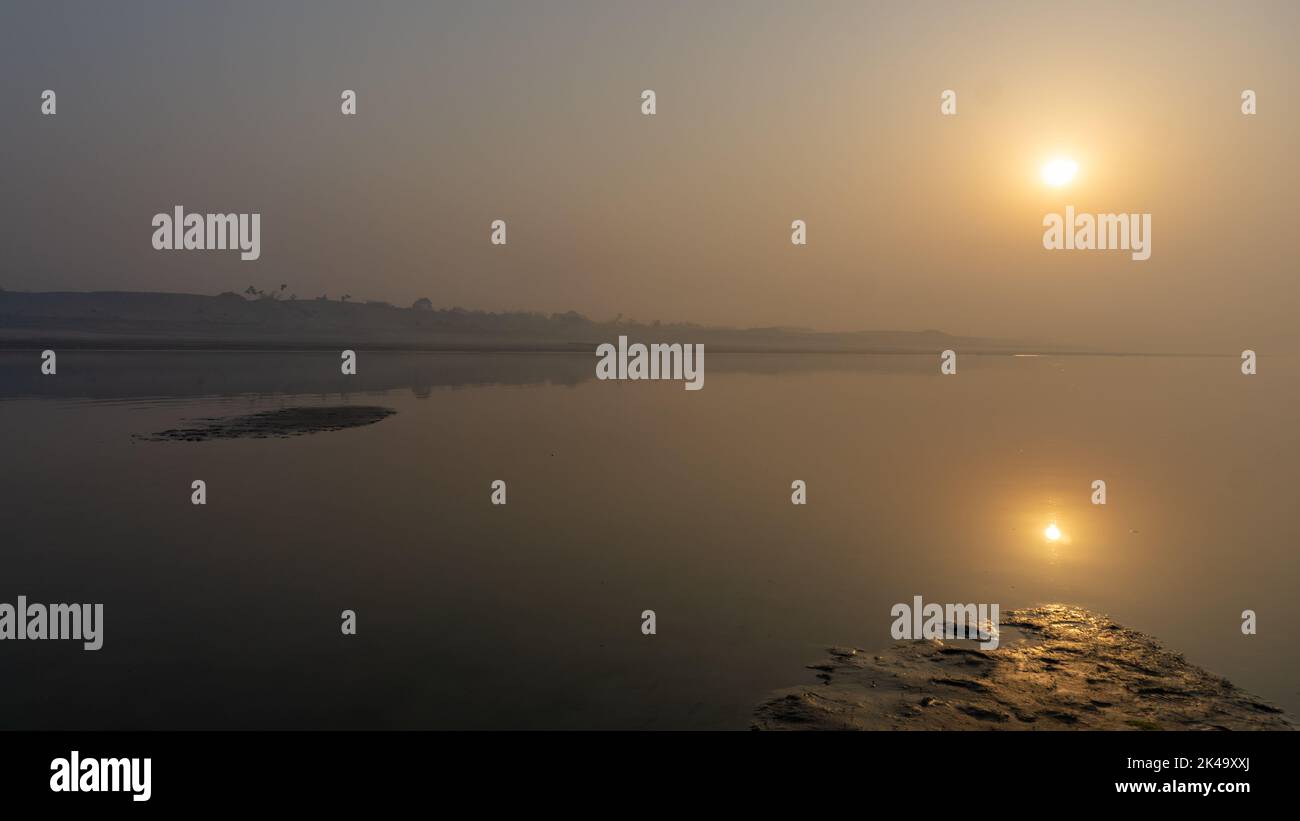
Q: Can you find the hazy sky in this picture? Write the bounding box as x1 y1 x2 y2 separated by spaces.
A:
2 1 1297 350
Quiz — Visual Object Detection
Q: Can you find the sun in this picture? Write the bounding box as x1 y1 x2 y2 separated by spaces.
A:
1041 157 1078 187
1044 522 1062 542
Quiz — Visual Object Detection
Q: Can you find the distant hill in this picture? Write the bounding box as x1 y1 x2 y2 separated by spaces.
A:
0 289 1037 353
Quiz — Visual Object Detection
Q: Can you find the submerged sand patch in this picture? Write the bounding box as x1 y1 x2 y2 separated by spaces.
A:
138 405 396 441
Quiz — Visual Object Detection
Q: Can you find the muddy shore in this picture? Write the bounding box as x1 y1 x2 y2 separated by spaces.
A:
754 605 1294 730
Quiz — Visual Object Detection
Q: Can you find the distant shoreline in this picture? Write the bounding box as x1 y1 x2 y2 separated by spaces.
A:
0 341 1238 357
0 290 1265 357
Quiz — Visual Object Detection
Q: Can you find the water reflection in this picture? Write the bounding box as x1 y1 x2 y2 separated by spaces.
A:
0 351 1296 729
0 350 965 402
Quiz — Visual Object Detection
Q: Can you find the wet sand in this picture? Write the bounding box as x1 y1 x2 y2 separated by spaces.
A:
754 605 1295 730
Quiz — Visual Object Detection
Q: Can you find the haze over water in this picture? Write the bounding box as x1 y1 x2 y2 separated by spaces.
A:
3 1 1299 354
1 350 1294 729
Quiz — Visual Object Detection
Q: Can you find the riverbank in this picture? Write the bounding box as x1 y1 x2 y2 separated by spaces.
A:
753 604 1295 730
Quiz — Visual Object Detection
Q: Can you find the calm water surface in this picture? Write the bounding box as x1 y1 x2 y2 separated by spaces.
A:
1 351 1296 728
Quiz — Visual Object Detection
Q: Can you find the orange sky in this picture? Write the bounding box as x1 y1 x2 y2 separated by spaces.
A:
2 0 1297 351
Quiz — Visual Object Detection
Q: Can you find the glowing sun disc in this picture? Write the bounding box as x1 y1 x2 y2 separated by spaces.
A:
1041 157 1078 186
1044 523 1062 541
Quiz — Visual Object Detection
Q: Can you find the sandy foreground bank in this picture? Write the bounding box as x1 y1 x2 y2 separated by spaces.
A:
753 605 1294 730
